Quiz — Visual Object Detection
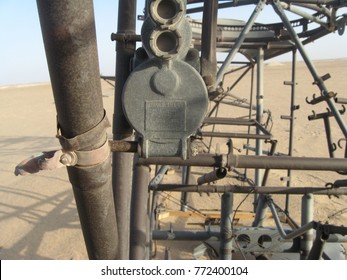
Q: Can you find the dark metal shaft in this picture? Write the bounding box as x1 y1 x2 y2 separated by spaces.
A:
36 0 117 259
112 0 137 259
138 154 347 172
201 0 218 89
130 155 150 260
153 185 347 195
220 192 233 260
285 50 297 213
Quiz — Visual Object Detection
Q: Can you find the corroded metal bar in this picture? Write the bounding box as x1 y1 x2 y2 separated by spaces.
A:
152 185 347 195
37 0 117 259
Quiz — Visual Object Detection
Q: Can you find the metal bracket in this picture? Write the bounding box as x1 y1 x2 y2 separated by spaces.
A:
305 91 337 105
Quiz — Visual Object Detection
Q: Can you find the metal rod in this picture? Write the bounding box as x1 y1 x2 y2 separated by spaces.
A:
253 141 278 227
280 2 329 28
36 0 118 260
112 0 137 260
285 49 297 214
216 0 266 86
139 153 347 171
197 168 227 185
254 47 264 211
152 230 218 241
153 184 347 195
300 194 314 259
308 231 326 260
268 199 317 240
200 0 218 90
181 166 193 211
130 154 150 260
323 116 335 158
199 131 271 140
220 192 233 260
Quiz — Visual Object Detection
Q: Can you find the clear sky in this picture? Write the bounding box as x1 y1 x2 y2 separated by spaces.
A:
0 1 346 86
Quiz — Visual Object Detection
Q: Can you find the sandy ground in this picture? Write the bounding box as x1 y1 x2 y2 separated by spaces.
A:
0 59 347 260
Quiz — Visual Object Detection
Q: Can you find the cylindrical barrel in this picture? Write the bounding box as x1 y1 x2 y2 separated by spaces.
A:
197 168 227 185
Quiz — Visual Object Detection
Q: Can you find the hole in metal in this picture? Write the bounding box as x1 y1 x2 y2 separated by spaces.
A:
237 234 251 249
258 234 272 249
156 31 178 53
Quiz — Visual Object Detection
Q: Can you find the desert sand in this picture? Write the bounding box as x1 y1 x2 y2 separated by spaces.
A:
0 59 346 260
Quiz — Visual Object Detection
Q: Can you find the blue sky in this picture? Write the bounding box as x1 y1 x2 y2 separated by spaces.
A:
0 1 346 86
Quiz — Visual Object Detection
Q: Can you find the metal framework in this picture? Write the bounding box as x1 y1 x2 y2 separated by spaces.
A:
15 0 347 259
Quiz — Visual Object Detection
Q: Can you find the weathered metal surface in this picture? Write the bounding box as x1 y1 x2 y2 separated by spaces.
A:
37 0 118 259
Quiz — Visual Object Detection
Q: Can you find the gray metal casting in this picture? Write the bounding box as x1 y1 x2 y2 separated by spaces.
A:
122 0 208 159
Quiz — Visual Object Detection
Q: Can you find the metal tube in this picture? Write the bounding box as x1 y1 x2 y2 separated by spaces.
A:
323 116 335 158
197 168 227 185
220 193 233 260
152 230 218 240
112 0 137 260
200 0 218 90
230 154 347 171
152 229 347 242
181 166 193 211
272 0 347 139
285 50 297 213
139 153 347 171
300 194 314 259
153 185 347 195
216 0 266 85
254 47 264 211
308 232 326 260
36 0 118 259
268 199 317 240
253 141 278 227
281 2 329 28
130 155 150 260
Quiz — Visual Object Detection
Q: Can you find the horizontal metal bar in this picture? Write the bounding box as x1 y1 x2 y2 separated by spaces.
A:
109 140 138 153
199 131 271 140
152 184 347 195
152 230 218 241
138 153 347 172
203 117 257 126
230 154 347 171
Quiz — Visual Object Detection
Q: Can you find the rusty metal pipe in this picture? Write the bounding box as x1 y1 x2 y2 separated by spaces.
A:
36 0 118 259
112 0 137 259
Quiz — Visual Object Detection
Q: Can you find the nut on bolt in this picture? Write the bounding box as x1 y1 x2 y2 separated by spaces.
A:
60 151 78 166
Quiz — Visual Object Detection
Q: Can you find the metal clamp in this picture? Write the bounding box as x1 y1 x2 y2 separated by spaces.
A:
57 110 110 151
60 139 110 167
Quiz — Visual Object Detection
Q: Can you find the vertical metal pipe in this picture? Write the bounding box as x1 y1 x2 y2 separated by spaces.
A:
220 192 233 260
36 0 118 259
130 154 150 260
254 47 264 211
112 0 137 259
253 141 277 227
272 0 347 138
300 193 314 259
323 117 335 158
285 50 297 213
201 0 218 90
308 231 326 260
181 166 192 211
